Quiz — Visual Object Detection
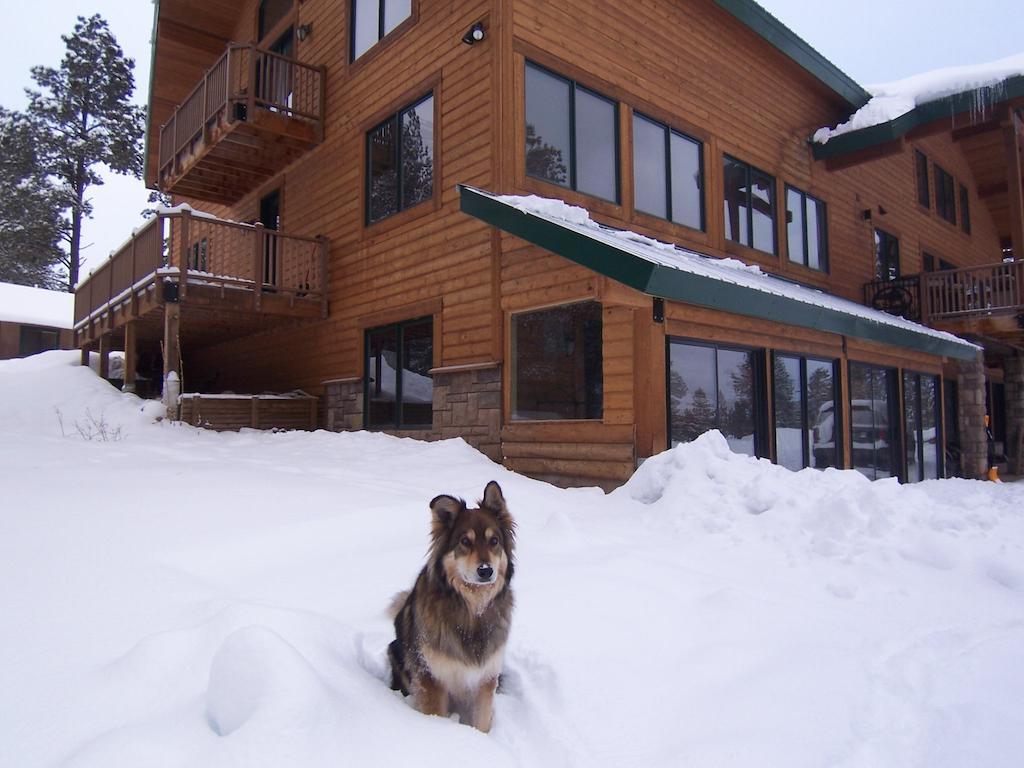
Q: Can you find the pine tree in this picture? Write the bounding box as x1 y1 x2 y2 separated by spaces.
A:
26 14 145 292
0 108 67 289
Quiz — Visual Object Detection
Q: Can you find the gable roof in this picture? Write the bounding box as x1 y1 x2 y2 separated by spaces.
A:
0 282 74 329
458 186 978 361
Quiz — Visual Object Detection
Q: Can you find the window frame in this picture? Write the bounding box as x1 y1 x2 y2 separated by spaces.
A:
914 149 930 209
784 184 829 272
902 369 943 483
722 154 777 255
363 315 434 430
959 183 971 234
847 361 900 481
874 228 900 281
350 0 414 62
524 61 621 204
934 163 957 225
631 110 705 231
771 352 840 471
365 91 435 226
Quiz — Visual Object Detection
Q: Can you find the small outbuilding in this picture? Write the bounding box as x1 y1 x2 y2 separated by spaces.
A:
0 282 75 360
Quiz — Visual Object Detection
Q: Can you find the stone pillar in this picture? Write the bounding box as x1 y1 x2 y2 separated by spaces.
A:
323 378 364 431
432 364 502 462
1005 353 1024 475
956 352 988 479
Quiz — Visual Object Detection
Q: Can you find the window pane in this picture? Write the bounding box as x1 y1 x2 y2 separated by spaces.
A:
512 302 603 420
786 188 804 266
400 319 433 427
807 196 825 271
366 325 398 427
723 157 748 245
960 184 971 234
383 0 411 35
773 355 803 470
525 65 570 187
806 360 836 469
353 0 378 59
633 115 667 219
668 342 716 446
400 96 433 209
259 0 292 40
874 230 899 281
915 150 930 208
368 118 397 223
904 372 923 482
574 87 617 201
718 348 756 456
850 363 893 480
921 375 939 479
670 132 702 230
750 169 775 254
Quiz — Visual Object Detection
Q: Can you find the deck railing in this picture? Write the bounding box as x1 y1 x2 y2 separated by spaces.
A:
158 43 325 181
863 275 922 321
920 261 1024 322
74 209 328 327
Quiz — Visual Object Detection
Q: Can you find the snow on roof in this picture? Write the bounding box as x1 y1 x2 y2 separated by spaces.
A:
814 51 1024 145
488 191 977 353
0 282 74 329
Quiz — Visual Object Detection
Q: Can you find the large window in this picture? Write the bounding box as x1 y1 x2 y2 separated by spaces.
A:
914 149 930 208
365 317 433 429
934 164 956 225
874 229 900 281
352 0 411 60
903 371 941 482
848 362 898 480
632 113 703 230
512 301 603 420
723 155 776 254
366 93 433 224
668 339 765 456
525 63 619 203
785 186 828 271
773 354 839 471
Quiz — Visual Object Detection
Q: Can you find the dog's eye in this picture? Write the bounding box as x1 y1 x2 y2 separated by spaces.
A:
489 536 499 548
460 536 472 548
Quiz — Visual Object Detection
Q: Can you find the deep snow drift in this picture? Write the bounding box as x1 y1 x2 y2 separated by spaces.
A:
1 351 1023 767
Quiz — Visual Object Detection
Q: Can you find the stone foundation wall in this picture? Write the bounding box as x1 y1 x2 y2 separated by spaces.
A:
956 353 988 479
1006 354 1024 475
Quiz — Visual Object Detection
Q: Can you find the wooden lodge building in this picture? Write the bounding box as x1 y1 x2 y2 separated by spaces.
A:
73 0 1024 488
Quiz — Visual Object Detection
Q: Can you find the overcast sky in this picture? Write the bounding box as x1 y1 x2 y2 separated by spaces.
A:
1 0 1019 278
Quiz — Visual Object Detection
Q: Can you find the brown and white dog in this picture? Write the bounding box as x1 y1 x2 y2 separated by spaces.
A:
388 481 515 732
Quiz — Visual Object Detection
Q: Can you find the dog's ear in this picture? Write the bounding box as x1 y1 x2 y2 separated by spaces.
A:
429 494 464 542
481 481 515 556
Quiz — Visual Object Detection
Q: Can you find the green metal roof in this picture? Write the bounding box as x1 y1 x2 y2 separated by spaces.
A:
458 185 978 361
813 74 1024 160
713 0 872 109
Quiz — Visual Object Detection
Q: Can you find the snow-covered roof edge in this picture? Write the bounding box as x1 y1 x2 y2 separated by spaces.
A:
459 186 979 361
0 282 74 329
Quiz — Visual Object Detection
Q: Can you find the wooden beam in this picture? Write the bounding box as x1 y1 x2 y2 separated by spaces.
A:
98 334 110 380
822 139 904 171
123 320 137 393
978 180 1009 200
952 115 1005 142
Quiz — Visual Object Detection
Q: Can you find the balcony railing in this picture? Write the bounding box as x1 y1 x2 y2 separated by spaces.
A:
863 275 922 321
74 208 328 329
157 44 325 194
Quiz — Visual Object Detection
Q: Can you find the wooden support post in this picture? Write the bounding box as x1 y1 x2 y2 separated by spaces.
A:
1005 113 1024 262
253 222 265 311
251 396 260 429
309 395 318 431
123 320 137 393
80 345 90 367
98 334 110 381
178 210 191 300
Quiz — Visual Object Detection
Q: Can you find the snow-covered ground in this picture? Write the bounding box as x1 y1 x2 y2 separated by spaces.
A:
2 351 1023 767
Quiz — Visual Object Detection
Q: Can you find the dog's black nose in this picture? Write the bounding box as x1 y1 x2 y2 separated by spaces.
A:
477 563 494 581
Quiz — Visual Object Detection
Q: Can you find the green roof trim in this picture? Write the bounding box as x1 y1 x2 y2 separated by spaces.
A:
813 74 1024 160
458 185 977 361
713 0 872 109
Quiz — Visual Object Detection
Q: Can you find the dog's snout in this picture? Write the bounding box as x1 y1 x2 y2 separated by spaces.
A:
477 563 494 581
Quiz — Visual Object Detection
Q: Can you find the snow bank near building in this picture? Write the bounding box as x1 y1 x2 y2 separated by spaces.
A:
2 352 1023 767
814 51 1024 144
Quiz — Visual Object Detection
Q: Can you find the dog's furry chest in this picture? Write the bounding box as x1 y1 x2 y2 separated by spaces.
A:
418 643 506 696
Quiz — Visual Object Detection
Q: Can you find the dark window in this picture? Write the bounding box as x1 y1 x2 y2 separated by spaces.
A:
365 316 433 429
723 155 776 254
259 189 281 286
512 301 603 420
190 237 209 272
525 62 619 202
352 0 411 60
773 354 839 471
849 362 898 480
903 371 941 482
924 253 957 272
632 113 703 230
19 326 60 357
874 229 900 281
944 378 960 477
915 149 930 208
259 0 292 40
367 93 433 224
668 339 765 456
934 164 956 225
959 183 971 234
785 186 828 271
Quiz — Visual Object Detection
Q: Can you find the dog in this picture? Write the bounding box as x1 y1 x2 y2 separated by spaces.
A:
388 481 515 732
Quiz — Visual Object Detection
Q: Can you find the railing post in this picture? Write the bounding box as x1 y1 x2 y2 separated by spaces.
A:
130 231 138 318
179 210 191 300
919 272 931 325
247 45 257 119
253 222 264 311
318 235 329 318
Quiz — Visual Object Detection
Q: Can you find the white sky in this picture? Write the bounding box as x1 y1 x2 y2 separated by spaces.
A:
0 0 1019 279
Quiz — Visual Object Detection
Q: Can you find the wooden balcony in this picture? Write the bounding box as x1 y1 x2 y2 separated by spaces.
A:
73 208 328 350
157 44 325 205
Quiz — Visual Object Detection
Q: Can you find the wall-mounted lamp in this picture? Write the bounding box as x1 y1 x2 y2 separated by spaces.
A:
861 209 872 221
462 21 485 45
296 23 313 42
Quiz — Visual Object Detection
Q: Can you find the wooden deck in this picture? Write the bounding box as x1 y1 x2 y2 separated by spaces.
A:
157 44 325 205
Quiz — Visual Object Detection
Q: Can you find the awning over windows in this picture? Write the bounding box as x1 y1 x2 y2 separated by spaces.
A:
458 185 979 361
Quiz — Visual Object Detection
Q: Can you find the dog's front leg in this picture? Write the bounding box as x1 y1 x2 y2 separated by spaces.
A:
414 673 450 720
468 676 498 732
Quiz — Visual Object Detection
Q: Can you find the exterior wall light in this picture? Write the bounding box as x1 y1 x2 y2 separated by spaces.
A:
296 23 313 42
462 22 485 45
